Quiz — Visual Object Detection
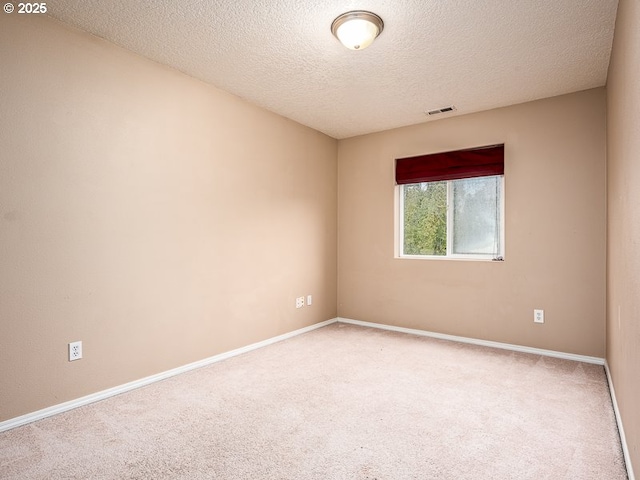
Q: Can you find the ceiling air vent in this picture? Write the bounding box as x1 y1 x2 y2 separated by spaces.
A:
426 105 457 116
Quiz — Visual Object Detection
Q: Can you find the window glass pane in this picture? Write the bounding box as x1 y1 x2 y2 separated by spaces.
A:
452 176 502 255
403 182 447 255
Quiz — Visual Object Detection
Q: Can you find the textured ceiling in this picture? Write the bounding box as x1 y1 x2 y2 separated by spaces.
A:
48 0 619 139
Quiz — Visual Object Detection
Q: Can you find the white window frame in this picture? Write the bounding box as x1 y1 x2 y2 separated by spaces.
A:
397 176 505 261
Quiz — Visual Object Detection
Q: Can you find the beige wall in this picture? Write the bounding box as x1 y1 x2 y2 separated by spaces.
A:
338 89 607 357
0 14 337 421
606 0 640 473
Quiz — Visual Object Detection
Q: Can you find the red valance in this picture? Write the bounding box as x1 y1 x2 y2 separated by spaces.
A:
396 144 504 184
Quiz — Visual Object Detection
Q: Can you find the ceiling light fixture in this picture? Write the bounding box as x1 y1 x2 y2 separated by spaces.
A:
331 11 384 50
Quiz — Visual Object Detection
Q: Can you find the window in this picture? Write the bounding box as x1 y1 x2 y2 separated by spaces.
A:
399 176 504 258
396 145 504 260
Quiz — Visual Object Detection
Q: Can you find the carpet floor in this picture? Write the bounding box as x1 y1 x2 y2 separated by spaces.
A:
0 323 628 479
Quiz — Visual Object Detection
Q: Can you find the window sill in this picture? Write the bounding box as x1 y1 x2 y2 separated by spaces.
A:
396 255 505 262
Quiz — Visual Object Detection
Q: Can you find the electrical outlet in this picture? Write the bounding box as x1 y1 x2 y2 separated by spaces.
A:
69 341 82 361
295 296 305 309
534 309 544 324
307 295 313 306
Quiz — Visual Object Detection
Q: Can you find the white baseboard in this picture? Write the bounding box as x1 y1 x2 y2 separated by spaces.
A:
605 360 636 480
0 318 338 434
337 317 605 365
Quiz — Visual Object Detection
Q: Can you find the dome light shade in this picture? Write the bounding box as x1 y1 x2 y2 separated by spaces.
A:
331 11 384 50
